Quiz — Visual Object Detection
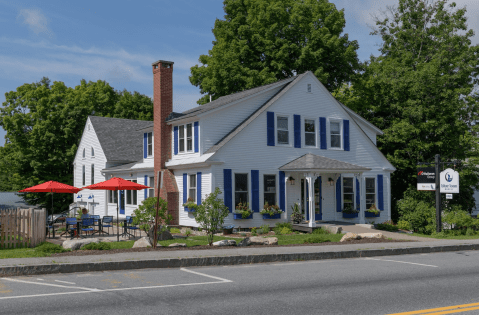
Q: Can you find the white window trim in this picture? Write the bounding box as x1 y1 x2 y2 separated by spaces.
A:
303 117 318 148
147 132 153 157
275 113 292 147
233 172 250 208
341 176 355 210
177 123 195 154
329 119 343 150
365 177 377 210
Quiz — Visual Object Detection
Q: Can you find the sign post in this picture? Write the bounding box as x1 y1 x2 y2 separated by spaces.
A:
435 154 441 233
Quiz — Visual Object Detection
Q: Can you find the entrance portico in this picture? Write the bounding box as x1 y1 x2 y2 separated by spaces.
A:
280 154 371 227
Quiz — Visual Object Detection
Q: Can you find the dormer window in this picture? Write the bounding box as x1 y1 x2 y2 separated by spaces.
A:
147 132 153 156
178 124 193 153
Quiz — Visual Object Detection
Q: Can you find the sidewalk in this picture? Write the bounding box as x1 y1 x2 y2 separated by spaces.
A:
1 236 479 277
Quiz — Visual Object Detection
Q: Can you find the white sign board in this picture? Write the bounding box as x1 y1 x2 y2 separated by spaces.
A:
440 168 459 194
417 183 436 191
446 194 453 199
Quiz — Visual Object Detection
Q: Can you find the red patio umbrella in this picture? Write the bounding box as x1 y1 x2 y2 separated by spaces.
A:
83 177 149 242
19 181 82 238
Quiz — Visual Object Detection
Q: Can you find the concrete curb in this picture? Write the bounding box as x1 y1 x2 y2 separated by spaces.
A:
1 243 478 277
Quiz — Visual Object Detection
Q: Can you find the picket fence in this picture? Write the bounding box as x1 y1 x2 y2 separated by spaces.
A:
0 208 46 249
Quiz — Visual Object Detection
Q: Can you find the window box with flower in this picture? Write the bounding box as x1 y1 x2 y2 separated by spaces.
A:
365 204 380 218
182 197 198 212
260 202 283 219
233 201 253 219
342 204 359 218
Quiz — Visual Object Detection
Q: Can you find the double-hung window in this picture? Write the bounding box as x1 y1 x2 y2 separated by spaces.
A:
330 121 341 148
91 164 94 185
126 180 137 205
179 126 185 152
147 132 153 156
188 174 196 202
186 124 193 151
277 116 289 145
304 119 316 146
178 124 193 153
149 176 155 198
109 190 118 203
263 175 276 206
366 178 376 210
235 173 248 207
343 177 354 210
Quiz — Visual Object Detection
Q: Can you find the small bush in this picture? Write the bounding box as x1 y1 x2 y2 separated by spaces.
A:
251 227 257 236
397 220 411 231
312 228 330 235
376 222 399 232
466 228 476 236
260 224 270 234
169 228 181 234
274 222 292 235
35 242 68 254
184 228 192 236
81 242 112 250
303 235 330 244
279 227 292 235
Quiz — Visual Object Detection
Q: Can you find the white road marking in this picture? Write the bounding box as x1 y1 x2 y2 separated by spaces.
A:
365 258 438 268
180 268 233 282
54 280 76 285
36 278 44 281
1 278 99 291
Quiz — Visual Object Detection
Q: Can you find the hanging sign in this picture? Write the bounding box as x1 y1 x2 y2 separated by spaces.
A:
440 168 459 193
417 167 436 191
446 194 453 199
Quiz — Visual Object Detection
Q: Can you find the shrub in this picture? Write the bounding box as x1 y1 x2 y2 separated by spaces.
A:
303 235 330 244
466 228 476 236
397 220 411 231
35 242 68 254
398 196 436 234
260 224 270 234
169 227 181 234
376 221 399 232
279 227 292 235
81 242 113 250
133 197 171 235
443 208 479 230
184 228 192 237
312 228 330 235
274 222 292 235
251 227 257 236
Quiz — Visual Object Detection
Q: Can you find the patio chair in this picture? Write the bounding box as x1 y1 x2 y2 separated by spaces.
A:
102 216 113 235
81 218 95 238
65 218 78 239
126 216 140 239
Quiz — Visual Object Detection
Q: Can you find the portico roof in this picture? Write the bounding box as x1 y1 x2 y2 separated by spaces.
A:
279 153 371 173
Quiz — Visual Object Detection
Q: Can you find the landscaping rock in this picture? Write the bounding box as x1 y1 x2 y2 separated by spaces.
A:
239 236 278 246
212 240 237 247
358 233 383 239
322 225 342 234
168 243 187 247
132 237 152 248
340 232 361 242
147 226 174 244
62 238 99 250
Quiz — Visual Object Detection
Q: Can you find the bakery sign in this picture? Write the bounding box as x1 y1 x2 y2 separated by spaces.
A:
440 168 459 193
417 167 436 191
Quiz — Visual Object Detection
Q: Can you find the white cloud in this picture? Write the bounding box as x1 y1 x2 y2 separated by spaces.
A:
17 8 53 37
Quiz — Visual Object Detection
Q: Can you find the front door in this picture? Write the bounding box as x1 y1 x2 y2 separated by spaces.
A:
321 178 336 221
119 190 125 215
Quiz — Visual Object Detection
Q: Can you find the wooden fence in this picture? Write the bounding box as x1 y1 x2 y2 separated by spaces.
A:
0 208 46 249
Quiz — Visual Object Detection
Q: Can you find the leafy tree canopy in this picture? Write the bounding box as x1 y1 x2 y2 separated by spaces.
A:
336 0 479 218
190 0 360 104
0 77 153 211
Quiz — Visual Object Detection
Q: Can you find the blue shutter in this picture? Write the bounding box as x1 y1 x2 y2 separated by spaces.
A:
224 169 232 212
197 172 202 205
279 171 285 211
194 122 199 153
306 180 309 221
174 126 178 155
183 173 188 211
356 178 360 211
320 117 327 149
294 114 301 148
143 133 147 158
336 176 342 212
343 119 350 151
378 174 384 211
144 175 148 200
251 170 259 212
267 112 275 146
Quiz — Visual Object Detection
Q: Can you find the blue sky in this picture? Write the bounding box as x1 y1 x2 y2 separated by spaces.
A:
0 0 478 146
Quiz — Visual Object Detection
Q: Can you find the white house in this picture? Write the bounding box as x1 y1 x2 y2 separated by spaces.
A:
73 59 395 227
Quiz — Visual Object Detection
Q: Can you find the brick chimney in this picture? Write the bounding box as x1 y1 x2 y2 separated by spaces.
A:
152 60 179 225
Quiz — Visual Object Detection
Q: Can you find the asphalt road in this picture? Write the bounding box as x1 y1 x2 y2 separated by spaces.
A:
2 251 479 315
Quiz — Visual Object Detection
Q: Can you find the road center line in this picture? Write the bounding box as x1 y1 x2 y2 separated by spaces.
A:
365 258 438 268
388 302 479 314
180 268 233 282
1 278 99 291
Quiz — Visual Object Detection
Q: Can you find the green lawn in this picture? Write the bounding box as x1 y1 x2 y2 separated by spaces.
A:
410 232 479 240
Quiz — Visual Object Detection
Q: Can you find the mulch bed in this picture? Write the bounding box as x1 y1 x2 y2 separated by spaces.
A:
51 237 412 257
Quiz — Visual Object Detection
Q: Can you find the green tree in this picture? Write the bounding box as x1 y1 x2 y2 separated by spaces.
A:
0 77 153 211
193 187 230 246
133 197 171 234
338 0 479 219
190 0 360 104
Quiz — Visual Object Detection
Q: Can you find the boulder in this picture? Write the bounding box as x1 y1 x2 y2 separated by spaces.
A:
62 238 99 250
340 232 361 242
147 226 174 244
132 237 152 248
239 236 278 246
168 243 187 247
212 240 237 246
322 225 342 234
358 233 383 239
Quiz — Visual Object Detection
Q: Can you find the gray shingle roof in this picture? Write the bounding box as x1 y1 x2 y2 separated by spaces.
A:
166 76 296 122
279 153 371 172
89 116 153 162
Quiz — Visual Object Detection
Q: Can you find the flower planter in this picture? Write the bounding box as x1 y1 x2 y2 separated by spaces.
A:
365 212 380 218
233 213 253 219
342 212 359 219
262 213 281 219
184 207 196 212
